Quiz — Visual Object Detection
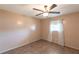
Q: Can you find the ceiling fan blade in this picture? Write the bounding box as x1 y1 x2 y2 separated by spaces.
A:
49 4 57 10
33 8 44 12
35 13 44 16
49 11 60 14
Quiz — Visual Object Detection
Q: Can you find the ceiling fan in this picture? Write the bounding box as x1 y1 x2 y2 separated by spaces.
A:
33 4 60 16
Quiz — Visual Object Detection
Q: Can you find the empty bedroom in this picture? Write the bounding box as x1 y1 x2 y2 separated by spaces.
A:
0 4 79 54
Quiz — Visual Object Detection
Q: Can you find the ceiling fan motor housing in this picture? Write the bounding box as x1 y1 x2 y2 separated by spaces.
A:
44 5 47 8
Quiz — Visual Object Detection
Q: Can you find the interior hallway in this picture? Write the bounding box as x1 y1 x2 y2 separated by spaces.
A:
3 40 79 54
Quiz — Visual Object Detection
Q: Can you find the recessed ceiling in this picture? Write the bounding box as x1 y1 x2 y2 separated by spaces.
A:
0 4 79 19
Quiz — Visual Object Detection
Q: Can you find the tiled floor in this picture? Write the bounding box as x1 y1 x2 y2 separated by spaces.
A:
3 40 79 54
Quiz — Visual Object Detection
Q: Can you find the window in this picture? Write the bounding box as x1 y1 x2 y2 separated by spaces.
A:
50 20 62 32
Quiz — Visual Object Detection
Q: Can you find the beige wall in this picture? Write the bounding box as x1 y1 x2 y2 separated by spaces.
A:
41 19 51 41
0 10 40 53
61 12 79 50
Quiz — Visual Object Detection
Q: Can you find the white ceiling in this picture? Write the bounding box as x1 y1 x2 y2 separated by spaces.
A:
0 4 79 19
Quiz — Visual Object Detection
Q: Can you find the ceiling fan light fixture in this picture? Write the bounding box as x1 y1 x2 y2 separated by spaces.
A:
33 4 58 16
43 13 48 16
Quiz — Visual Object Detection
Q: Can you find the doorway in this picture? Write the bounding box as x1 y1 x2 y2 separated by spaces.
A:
50 19 64 46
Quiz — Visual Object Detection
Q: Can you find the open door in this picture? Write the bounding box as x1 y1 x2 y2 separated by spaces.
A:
50 19 64 46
